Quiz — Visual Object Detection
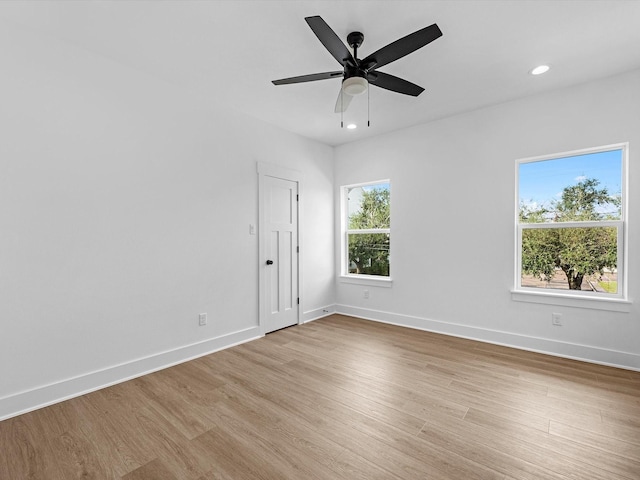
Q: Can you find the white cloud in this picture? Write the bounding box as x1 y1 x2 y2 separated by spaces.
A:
575 175 587 182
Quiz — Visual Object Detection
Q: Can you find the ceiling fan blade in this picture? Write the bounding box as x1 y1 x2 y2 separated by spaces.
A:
361 23 442 71
368 71 424 96
334 89 354 113
305 16 356 66
272 71 343 85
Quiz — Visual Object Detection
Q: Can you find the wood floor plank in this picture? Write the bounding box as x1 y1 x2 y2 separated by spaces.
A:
281 355 470 423
2 314 639 480
420 412 626 480
191 426 289 480
216 374 474 480
215 359 502 479
208 353 496 479
121 458 178 480
602 409 640 430
129 372 224 440
0 414 64 480
328 448 411 480
217 348 430 436
191 397 341 480
549 420 640 463
196 469 236 480
464 408 640 480
52 427 116 479
546 382 640 412
74 395 157 477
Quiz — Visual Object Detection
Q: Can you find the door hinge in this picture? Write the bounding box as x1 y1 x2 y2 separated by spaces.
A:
296 246 299 253
297 297 300 305
296 194 299 201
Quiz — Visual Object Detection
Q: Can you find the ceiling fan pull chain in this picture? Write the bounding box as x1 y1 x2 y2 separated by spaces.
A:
367 85 370 127
341 91 344 128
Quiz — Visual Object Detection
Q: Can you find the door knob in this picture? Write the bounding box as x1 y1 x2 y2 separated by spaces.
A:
266 260 274 265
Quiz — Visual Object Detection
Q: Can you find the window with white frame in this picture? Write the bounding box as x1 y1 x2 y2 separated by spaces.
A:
342 181 390 277
515 144 627 300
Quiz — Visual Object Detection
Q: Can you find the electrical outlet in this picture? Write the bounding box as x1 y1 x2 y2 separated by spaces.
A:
363 289 370 299
199 313 207 326
551 312 562 326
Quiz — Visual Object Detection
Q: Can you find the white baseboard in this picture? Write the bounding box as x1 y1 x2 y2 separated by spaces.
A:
336 304 640 372
302 304 336 323
0 326 262 421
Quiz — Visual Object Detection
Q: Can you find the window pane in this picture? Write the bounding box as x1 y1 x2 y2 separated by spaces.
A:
521 226 618 293
519 150 622 223
348 183 390 229
348 233 390 276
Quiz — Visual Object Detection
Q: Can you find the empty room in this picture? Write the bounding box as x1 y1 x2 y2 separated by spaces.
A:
1 1 639 479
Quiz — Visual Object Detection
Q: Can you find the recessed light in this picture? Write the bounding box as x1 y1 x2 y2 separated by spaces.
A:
530 65 550 75
346 123 357 129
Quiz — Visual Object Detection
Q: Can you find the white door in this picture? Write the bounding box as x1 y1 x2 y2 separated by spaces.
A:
262 175 299 333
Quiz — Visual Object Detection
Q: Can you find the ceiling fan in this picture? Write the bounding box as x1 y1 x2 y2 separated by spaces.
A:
272 16 443 114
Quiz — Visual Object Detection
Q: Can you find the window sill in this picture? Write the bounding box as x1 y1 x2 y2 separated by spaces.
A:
511 289 631 312
339 275 393 288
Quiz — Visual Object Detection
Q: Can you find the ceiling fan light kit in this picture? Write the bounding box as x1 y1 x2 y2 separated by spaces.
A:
342 76 368 95
272 15 442 128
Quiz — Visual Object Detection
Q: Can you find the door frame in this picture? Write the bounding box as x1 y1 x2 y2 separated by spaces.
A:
257 162 303 335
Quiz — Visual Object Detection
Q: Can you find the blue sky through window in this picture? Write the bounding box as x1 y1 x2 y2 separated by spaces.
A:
361 182 390 192
519 149 622 211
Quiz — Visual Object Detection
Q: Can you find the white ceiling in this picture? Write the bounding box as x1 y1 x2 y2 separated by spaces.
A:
2 0 640 146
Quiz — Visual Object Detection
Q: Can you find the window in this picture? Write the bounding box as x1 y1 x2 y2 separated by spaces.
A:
515 144 627 302
341 181 391 279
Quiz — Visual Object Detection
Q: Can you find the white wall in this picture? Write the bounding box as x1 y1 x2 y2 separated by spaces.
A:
334 69 640 370
0 21 334 419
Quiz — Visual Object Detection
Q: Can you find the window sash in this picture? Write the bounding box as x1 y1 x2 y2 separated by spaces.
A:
345 231 391 276
516 220 624 299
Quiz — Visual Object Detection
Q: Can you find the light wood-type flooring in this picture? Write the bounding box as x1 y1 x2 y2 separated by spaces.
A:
1 314 639 479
